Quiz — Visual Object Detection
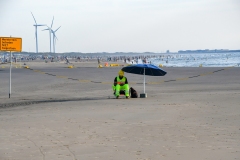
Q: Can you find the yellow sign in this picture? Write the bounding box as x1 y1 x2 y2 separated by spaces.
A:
0 37 22 52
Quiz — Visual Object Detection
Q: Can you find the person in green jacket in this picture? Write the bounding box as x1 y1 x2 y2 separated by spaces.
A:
112 70 130 99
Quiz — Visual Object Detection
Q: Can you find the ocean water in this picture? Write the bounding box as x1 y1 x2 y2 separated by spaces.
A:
149 52 240 67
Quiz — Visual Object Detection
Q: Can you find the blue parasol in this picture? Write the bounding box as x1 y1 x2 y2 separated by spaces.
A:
122 64 167 96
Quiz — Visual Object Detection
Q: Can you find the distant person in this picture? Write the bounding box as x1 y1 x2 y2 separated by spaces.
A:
137 58 143 64
112 70 130 99
65 57 69 64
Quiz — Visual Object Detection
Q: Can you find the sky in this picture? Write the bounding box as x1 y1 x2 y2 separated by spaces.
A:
0 0 240 53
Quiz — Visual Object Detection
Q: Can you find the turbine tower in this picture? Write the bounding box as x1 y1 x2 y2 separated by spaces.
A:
31 12 45 53
43 26 52 53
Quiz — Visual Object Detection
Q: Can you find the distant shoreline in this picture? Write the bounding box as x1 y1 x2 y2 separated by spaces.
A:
178 49 240 53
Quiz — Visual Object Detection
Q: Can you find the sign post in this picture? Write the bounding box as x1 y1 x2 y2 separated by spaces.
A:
9 51 12 98
0 37 22 98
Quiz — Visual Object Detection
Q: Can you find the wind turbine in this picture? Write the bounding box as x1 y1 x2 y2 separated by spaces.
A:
51 26 61 53
31 12 45 53
43 16 54 53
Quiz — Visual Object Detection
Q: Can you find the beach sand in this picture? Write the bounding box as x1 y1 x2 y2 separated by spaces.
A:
0 61 240 160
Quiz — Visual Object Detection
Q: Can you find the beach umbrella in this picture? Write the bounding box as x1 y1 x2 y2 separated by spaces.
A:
121 64 167 98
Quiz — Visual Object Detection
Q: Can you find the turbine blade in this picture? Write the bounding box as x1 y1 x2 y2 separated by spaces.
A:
51 16 54 28
52 32 56 37
54 26 61 32
31 12 37 24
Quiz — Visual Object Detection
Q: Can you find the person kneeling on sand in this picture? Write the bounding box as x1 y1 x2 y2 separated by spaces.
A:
112 70 130 99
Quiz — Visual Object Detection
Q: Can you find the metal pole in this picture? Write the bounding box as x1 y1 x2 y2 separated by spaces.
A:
49 29 52 53
36 27 38 53
9 51 12 98
144 68 145 93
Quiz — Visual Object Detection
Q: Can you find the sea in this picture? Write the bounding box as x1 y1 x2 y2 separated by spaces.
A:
148 52 240 67
1 52 240 67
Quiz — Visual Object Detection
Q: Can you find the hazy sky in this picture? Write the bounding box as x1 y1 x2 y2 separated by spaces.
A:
0 0 240 53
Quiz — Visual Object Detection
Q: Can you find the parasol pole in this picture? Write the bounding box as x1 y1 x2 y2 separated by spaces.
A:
144 68 145 93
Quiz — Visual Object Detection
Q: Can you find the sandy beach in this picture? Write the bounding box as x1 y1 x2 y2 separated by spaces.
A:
0 61 240 160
